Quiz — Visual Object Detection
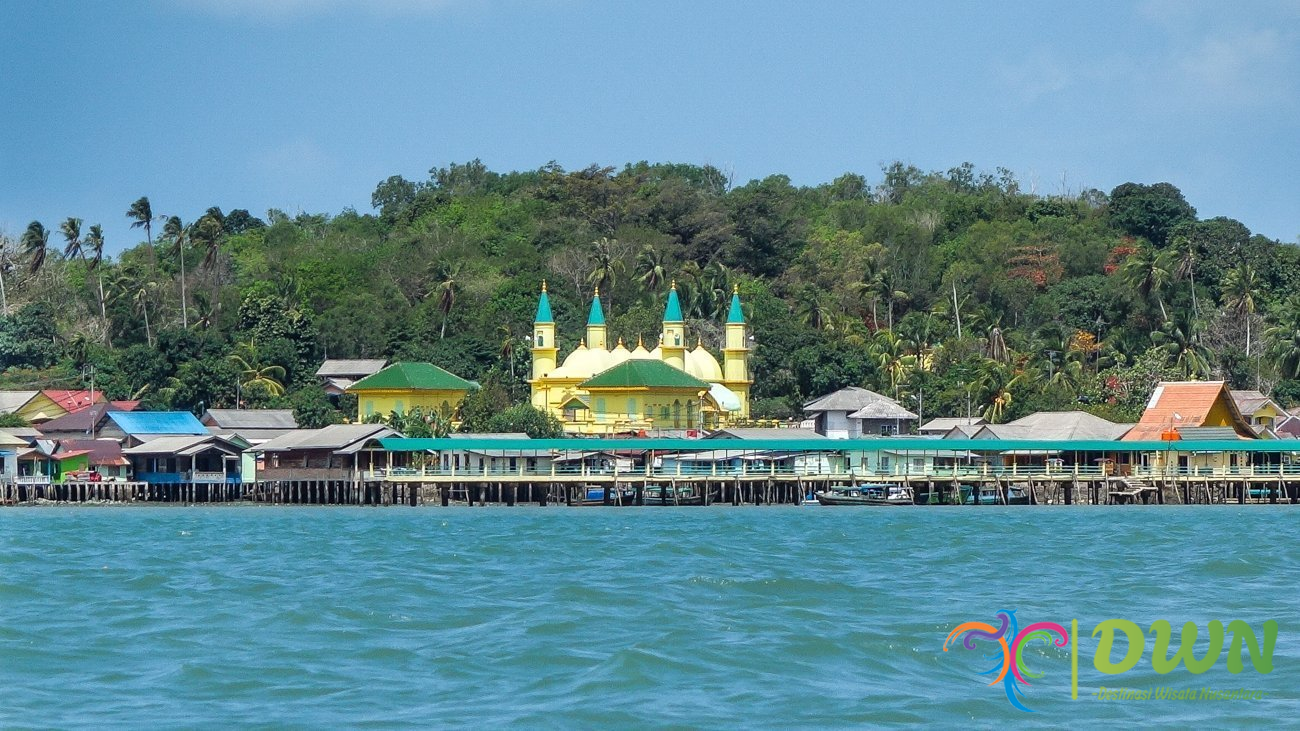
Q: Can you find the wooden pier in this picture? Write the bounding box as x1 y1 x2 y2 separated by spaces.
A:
4 472 1299 507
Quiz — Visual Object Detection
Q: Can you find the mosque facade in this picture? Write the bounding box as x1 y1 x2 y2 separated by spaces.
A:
529 283 752 435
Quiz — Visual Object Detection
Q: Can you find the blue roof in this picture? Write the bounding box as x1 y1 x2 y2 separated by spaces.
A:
534 285 553 323
726 290 744 324
108 411 208 435
587 292 605 326
664 285 683 322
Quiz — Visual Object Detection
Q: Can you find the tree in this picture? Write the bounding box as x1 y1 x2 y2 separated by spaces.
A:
127 196 155 247
60 217 83 260
1267 295 1300 380
431 260 461 339
1168 233 1198 317
1120 245 1171 321
228 339 287 399
636 245 668 294
1151 317 1210 379
484 403 565 437
20 221 48 276
163 216 189 328
1221 264 1259 357
1107 182 1196 246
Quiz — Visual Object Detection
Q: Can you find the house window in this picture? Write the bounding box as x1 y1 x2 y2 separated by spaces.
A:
365 400 375 417
627 398 637 419
673 400 682 428
394 399 404 414
595 398 606 416
880 424 893 436
536 332 544 346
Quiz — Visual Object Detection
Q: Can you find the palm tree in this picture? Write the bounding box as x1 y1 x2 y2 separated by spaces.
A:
978 361 1022 423
163 216 189 328
586 237 626 300
797 288 833 331
229 339 286 399
431 261 461 339
20 221 48 276
1266 295 1300 379
60 217 83 260
872 330 917 396
636 246 668 294
1151 316 1211 379
84 225 109 341
125 279 159 347
1120 246 1171 322
1221 263 1259 357
1169 234 1198 317
193 213 224 270
0 233 12 316
127 196 155 246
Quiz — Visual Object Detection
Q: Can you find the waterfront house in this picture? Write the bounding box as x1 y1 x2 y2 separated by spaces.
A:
918 416 986 436
0 429 25 483
8 390 109 424
36 403 130 442
106 411 210 448
1230 390 1288 434
255 424 397 481
950 411 1132 472
436 433 553 475
803 387 916 437
1124 381 1255 473
347 362 476 422
123 434 248 484
316 359 387 397
201 409 301 482
58 439 131 481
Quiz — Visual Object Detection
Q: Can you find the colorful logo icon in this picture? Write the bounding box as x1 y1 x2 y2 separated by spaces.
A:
944 610 1071 712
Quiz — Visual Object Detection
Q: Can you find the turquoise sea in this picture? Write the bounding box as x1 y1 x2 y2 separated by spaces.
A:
1 506 1295 728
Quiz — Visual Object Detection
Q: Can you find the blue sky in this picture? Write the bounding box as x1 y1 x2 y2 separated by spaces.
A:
2 0 1297 253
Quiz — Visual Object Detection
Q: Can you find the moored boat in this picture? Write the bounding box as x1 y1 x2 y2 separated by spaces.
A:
641 484 705 506
579 485 639 506
959 484 1031 505
815 484 913 506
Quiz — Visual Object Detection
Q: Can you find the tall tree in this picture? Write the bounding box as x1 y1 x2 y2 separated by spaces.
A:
1120 246 1171 321
60 217 83 260
84 224 109 339
20 221 48 276
163 216 189 328
127 196 155 246
1222 263 1259 360
432 260 461 339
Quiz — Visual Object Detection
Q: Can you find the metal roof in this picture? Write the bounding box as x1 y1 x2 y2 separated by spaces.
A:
803 387 896 413
201 409 299 429
0 391 38 414
256 424 397 453
315 359 387 377
123 435 243 457
108 411 208 435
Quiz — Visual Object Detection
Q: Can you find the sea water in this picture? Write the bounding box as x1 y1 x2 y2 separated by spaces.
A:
1 506 1296 728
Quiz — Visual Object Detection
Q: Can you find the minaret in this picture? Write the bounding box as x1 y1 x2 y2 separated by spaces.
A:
586 287 608 351
531 281 558 383
722 285 752 418
661 281 686 371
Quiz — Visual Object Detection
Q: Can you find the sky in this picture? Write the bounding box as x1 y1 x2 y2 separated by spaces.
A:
2 0 1298 254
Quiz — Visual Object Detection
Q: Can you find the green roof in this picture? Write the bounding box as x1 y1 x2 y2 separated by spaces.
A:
348 362 474 392
534 288 553 323
580 359 709 390
664 287 683 322
726 291 744 324
380 437 1288 453
588 293 605 326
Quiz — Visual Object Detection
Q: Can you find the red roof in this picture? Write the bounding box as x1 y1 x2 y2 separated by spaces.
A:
41 390 107 414
1123 381 1253 441
110 400 140 411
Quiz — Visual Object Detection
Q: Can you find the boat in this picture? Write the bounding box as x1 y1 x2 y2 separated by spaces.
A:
579 485 639 506
800 491 821 506
641 484 705 506
959 484 1031 505
814 484 913 506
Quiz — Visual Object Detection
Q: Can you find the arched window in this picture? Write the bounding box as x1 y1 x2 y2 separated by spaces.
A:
627 398 637 420
536 331 544 346
673 400 682 428
686 400 695 427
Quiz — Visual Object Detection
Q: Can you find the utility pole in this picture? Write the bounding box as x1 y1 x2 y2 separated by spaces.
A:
89 365 96 440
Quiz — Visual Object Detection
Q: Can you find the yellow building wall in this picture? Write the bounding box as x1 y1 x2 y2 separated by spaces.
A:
567 389 717 434
1249 403 1285 428
355 389 469 421
16 394 69 424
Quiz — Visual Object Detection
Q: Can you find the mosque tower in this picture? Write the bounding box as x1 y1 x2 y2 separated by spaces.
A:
586 287 607 350
660 281 686 371
530 282 558 408
722 285 752 418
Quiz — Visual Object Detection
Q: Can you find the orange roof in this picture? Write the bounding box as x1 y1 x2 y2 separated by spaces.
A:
110 400 140 411
41 390 107 413
1123 381 1253 441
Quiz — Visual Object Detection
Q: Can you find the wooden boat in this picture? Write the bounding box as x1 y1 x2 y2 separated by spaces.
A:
580 485 638 506
960 484 1031 505
641 484 705 506
815 484 913 506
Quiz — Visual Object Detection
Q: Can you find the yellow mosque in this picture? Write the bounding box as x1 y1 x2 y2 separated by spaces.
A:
530 282 752 435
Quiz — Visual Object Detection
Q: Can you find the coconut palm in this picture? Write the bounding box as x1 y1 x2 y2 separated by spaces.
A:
126 196 155 246
118 277 159 347
431 260 461 339
229 339 286 398
1169 233 1198 317
84 224 110 341
1221 263 1259 357
872 330 917 396
586 237 627 299
1151 316 1211 379
60 217 83 260
163 215 189 328
1266 295 1300 379
193 212 224 270
1120 246 1171 322
636 246 668 294
978 361 1022 423
20 221 48 276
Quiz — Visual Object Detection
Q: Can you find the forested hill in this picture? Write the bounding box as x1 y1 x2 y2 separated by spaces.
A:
3 160 1298 429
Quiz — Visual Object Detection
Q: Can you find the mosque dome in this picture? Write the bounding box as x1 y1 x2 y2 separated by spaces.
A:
685 341 723 382
608 338 632 367
551 340 611 379
630 336 654 360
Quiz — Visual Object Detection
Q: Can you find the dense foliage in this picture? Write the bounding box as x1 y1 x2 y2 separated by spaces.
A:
3 161 1298 427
